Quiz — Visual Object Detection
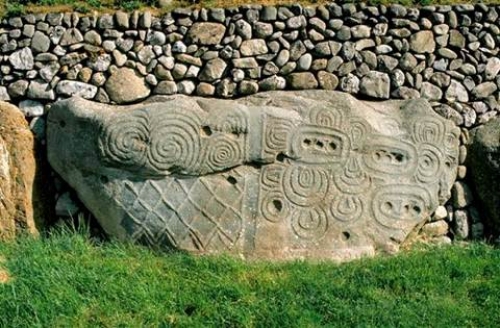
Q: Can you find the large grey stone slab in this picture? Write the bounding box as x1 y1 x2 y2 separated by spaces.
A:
47 91 459 261
468 117 500 233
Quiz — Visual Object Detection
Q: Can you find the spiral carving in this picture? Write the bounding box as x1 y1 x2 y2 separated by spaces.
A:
415 144 442 183
99 111 150 169
206 137 243 171
149 112 201 172
291 207 328 240
283 165 329 207
99 109 203 174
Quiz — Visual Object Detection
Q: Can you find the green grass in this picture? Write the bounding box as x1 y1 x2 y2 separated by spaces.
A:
0 228 500 327
3 0 500 17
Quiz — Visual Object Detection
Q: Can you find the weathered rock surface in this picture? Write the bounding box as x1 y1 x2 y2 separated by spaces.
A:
9 48 34 70
468 117 500 233
0 102 46 239
47 91 459 261
104 68 150 104
186 22 226 45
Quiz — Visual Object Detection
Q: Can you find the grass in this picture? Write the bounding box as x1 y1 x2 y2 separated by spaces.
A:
2 0 500 17
0 228 499 327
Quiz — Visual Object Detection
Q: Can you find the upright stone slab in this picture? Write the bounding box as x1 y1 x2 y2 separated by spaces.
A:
468 117 500 233
0 102 49 239
47 91 459 261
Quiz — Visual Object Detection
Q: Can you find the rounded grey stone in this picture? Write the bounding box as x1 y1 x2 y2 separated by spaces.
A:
105 68 150 104
84 30 102 46
240 39 268 57
238 80 259 95
154 81 177 95
7 80 29 98
275 49 290 67
200 58 227 82
27 80 55 100
359 71 390 99
88 54 112 72
473 82 497 99
31 31 51 53
286 16 307 29
258 75 286 91
148 31 166 46
9 48 34 70
115 11 130 29
235 20 252 40
19 100 44 117
351 25 371 39
430 72 451 88
59 28 84 46
317 71 339 90
445 80 469 103
172 41 187 53
254 22 273 39
297 53 312 71
420 82 443 101
336 26 351 41
196 82 215 96
340 74 360 93
410 31 436 53
485 57 500 80
56 80 98 99
453 210 469 240
138 46 156 65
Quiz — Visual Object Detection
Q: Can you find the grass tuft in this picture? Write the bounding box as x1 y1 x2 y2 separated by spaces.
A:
2 0 500 17
0 229 500 326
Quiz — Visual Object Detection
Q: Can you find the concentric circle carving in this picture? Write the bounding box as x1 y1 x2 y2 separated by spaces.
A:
333 157 371 194
330 194 364 223
416 144 442 183
283 165 329 207
261 165 284 189
260 191 289 223
291 207 328 240
309 106 344 128
412 119 445 144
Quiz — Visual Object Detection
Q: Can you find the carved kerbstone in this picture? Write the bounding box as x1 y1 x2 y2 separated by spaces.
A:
47 91 459 261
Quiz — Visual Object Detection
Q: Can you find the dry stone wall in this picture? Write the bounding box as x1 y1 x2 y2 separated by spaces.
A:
0 2 497 242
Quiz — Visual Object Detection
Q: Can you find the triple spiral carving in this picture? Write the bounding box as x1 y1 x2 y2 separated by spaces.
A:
99 109 202 174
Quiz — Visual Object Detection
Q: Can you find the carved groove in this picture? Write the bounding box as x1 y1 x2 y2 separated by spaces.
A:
291 207 328 240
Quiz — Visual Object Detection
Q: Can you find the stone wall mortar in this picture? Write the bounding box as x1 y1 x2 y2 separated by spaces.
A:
0 3 497 242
